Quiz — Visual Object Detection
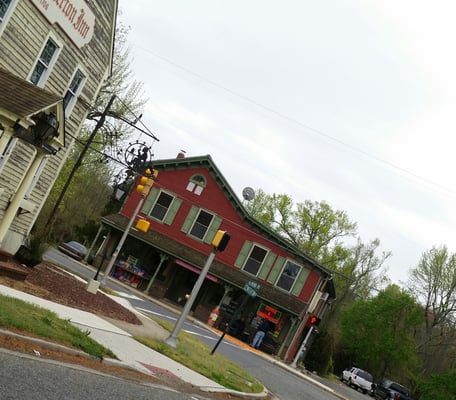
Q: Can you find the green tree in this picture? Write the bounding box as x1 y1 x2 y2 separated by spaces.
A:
245 191 358 260
418 369 456 400
408 245 456 376
409 245 456 330
244 190 390 291
245 189 391 375
340 285 423 382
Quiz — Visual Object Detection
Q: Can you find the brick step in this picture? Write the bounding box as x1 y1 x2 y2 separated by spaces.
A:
0 251 30 281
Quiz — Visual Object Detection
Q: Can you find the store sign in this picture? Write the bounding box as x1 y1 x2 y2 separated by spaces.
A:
257 302 282 324
31 0 95 48
243 280 260 297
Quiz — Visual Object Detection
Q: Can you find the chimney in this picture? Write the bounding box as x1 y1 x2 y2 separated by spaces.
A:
177 149 186 159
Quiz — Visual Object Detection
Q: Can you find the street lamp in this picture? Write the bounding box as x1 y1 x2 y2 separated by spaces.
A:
113 182 127 201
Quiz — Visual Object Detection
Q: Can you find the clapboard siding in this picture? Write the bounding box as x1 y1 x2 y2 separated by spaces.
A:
0 0 118 248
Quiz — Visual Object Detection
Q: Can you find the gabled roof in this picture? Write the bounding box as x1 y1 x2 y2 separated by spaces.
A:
0 68 62 118
152 154 336 299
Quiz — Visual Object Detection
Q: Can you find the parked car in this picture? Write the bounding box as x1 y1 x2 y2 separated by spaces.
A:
57 241 87 261
373 379 414 400
341 367 374 394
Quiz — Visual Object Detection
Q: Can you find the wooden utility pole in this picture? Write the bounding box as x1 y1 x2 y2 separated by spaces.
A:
43 95 116 236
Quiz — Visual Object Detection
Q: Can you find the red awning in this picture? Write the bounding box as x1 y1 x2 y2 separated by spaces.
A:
174 259 219 283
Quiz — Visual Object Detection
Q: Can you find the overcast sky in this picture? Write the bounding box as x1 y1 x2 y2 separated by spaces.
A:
119 1 456 284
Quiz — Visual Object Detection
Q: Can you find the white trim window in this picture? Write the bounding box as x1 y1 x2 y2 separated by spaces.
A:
189 209 214 240
276 260 301 292
186 174 206 195
150 191 174 221
0 0 13 27
0 136 16 173
63 68 85 113
243 245 268 276
30 36 61 86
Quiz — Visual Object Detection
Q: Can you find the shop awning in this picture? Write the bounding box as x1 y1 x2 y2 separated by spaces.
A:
175 259 219 283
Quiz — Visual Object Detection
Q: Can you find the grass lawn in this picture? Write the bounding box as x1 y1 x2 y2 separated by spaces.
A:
0 293 116 359
136 318 264 394
0 290 264 393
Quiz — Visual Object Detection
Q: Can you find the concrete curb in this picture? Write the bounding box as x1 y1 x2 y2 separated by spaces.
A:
0 328 102 362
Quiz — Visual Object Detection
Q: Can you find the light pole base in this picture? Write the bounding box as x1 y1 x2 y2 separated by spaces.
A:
86 279 100 294
165 335 177 348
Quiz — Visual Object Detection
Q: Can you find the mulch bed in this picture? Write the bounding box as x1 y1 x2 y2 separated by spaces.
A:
0 261 141 325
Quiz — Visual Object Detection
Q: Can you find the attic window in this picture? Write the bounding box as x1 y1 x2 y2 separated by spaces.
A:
186 174 206 195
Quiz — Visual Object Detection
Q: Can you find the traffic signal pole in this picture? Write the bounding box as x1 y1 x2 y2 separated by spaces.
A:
98 168 157 286
165 247 217 348
100 195 145 286
165 230 231 348
291 325 315 369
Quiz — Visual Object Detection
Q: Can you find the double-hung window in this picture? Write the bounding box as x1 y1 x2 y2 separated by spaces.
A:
276 260 301 292
243 245 268 276
0 0 13 26
30 37 59 86
63 69 85 112
181 205 221 243
142 188 182 225
189 209 213 240
150 192 174 221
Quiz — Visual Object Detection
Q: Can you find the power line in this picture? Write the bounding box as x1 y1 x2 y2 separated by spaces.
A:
134 47 456 197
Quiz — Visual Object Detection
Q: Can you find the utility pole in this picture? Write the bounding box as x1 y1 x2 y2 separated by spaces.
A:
44 95 116 235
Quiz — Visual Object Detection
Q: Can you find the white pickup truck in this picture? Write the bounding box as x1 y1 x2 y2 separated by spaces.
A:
340 367 374 394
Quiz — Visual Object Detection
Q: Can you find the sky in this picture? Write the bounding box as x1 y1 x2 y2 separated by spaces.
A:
119 1 456 284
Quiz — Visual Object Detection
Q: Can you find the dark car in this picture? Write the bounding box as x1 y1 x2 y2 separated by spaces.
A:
373 379 414 400
58 241 87 261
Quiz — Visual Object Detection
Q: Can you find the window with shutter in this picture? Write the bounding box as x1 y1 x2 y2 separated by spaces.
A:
276 260 302 292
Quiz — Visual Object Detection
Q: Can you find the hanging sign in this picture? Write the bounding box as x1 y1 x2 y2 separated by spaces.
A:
31 0 96 48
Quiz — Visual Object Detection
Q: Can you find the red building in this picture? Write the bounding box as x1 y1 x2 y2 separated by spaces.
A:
98 154 335 362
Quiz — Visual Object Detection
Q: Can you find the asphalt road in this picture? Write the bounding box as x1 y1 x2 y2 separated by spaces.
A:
0 349 205 400
43 248 370 400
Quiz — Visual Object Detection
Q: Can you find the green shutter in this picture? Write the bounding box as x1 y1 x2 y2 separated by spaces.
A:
164 198 182 225
234 241 252 269
267 256 285 284
142 187 160 214
258 251 276 280
291 267 310 296
204 215 222 244
181 205 198 233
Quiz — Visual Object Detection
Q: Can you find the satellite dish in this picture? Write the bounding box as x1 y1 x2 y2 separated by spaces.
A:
242 187 255 201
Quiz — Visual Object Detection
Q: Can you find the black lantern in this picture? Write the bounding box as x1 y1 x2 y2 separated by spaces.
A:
113 181 128 201
33 112 59 143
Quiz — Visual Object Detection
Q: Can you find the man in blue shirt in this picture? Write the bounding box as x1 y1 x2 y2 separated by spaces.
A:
251 318 271 349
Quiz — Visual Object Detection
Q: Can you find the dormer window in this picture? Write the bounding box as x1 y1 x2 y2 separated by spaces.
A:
186 174 206 195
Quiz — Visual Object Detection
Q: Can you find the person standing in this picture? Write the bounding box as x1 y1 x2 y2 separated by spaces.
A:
230 317 246 339
251 318 271 349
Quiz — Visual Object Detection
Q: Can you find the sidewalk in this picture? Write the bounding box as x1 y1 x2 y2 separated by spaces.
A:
0 280 347 400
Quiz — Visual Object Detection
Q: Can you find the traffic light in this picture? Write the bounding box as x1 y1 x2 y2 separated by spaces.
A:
136 168 158 197
136 218 150 232
211 230 231 252
309 315 321 326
